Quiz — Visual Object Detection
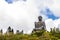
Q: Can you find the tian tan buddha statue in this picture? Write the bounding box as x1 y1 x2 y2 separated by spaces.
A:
33 16 46 31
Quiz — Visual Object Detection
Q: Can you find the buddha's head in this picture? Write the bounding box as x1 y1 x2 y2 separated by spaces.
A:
38 16 42 21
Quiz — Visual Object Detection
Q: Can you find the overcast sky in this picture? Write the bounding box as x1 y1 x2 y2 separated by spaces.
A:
0 0 60 34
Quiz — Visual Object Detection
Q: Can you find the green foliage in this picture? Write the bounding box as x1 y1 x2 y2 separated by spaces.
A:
31 29 45 37
0 27 60 40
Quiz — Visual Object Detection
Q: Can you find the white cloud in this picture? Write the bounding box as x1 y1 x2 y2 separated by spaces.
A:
0 0 39 34
39 0 60 17
0 0 60 34
45 19 55 31
45 18 60 31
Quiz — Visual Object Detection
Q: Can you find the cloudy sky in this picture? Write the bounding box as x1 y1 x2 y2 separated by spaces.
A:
0 0 60 34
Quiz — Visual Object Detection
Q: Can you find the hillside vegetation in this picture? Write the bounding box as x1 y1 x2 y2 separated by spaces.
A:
0 27 60 40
